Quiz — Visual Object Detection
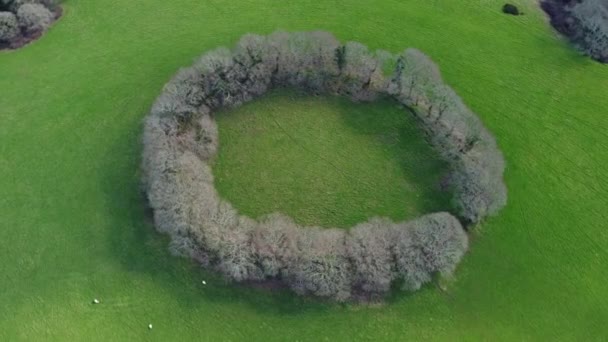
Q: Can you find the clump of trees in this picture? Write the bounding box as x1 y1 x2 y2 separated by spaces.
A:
142 31 507 301
0 0 59 49
541 0 608 63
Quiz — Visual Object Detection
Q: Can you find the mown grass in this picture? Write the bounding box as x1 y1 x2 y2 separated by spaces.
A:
214 90 451 228
0 0 607 340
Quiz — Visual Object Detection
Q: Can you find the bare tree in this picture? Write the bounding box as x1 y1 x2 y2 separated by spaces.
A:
16 3 52 33
347 218 395 295
287 227 353 301
0 12 18 42
392 212 467 290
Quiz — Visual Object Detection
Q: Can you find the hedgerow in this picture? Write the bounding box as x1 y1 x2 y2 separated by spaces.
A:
142 31 507 301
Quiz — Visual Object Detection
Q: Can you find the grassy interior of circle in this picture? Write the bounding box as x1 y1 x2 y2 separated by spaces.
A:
212 89 452 228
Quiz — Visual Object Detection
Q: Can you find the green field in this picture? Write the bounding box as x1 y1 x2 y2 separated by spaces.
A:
1 0 607 340
214 90 451 228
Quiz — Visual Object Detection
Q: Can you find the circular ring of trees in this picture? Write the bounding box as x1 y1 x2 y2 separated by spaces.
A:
142 31 508 301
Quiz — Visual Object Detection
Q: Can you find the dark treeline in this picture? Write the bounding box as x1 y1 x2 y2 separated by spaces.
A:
542 0 608 63
142 31 506 301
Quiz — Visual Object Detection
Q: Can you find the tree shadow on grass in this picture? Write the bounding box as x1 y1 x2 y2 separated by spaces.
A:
322 91 454 218
298 90 451 220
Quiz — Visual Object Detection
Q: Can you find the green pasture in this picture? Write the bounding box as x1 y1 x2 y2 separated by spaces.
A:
1 0 606 340
214 90 450 228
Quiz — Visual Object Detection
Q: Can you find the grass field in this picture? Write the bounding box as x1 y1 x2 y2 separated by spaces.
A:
1 0 607 340
214 90 450 228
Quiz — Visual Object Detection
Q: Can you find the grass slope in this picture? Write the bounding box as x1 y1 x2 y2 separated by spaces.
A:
214 90 450 228
0 0 606 340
